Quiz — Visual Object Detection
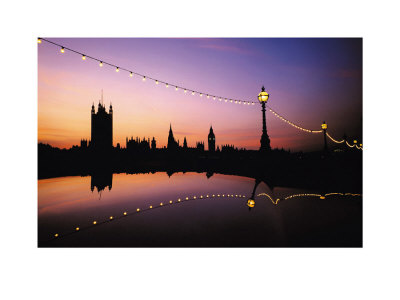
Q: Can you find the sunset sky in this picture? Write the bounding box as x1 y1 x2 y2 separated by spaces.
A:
38 38 362 151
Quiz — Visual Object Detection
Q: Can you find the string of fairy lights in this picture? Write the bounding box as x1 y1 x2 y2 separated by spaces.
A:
44 191 362 242
38 37 362 150
47 193 247 242
257 192 362 205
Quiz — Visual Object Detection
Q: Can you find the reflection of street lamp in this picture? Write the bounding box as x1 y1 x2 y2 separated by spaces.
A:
258 86 271 152
321 121 328 152
247 199 255 208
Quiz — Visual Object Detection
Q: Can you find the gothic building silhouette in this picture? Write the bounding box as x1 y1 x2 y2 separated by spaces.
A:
167 124 179 150
91 96 113 152
208 126 215 152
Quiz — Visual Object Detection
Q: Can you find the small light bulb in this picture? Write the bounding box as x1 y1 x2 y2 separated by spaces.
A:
207 95 210 99
175 86 178 91
169 200 172 204
150 205 153 208
155 80 159 84
213 97 216 100
184 89 187 93
38 38 42 44
166 83 169 88
76 227 80 231
110 216 113 220
230 100 233 103
93 221 97 225
160 203 163 206
116 67 119 72
123 212 127 215
130 72 133 77
99 61 103 67
82 55 86 60
54 233 59 237
143 76 146 81
192 91 195 95
60 47 65 53
200 93 203 97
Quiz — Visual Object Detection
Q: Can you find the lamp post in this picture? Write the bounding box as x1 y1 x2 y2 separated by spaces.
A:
321 121 328 152
258 86 271 152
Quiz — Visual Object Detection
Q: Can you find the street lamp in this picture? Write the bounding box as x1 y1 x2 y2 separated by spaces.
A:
321 121 328 152
258 86 271 152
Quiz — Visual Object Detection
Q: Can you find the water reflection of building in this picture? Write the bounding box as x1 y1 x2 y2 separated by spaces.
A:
91 94 113 152
91 172 113 193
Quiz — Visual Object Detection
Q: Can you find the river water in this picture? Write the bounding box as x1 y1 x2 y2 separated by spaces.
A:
38 172 362 247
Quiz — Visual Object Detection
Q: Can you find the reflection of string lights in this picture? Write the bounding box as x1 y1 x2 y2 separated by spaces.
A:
50 193 247 241
258 192 362 205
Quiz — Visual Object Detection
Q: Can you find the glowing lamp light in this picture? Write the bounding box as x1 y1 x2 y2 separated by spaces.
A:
149 205 153 209
321 122 328 130
175 86 178 91
320 196 326 199
184 89 187 93
142 76 146 81
54 233 59 237
130 72 133 77
258 86 269 103
360 144 363 147
137 208 140 212
169 200 172 204
93 221 97 225
200 93 203 97
166 83 169 88
207 95 210 98
37 38 42 44
76 227 80 231
60 47 65 53
82 55 86 60
354 140 357 144
160 203 163 206
192 91 195 95
247 199 255 208
109 216 113 220
99 61 103 67
123 212 127 215
155 80 159 84
115 67 119 72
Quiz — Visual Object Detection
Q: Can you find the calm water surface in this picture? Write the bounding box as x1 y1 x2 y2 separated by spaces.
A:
38 172 362 247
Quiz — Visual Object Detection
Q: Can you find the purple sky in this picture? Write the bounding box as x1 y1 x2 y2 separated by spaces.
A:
38 38 362 151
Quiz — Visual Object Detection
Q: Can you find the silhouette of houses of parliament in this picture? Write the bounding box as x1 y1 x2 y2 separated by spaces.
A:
208 126 215 152
91 95 113 152
126 136 151 152
79 100 297 155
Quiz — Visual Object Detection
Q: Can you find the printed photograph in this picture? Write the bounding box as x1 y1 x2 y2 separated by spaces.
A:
38 38 362 247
